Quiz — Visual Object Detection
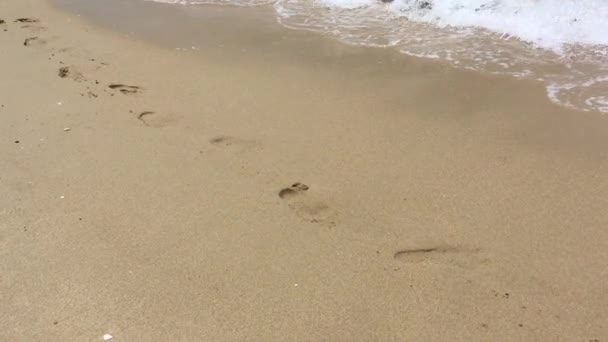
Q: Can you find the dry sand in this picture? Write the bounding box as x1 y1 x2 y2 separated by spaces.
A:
1 0 608 340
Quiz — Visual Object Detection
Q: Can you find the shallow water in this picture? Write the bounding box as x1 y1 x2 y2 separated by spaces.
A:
148 0 608 113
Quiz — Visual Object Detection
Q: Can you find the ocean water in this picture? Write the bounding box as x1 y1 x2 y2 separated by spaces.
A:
149 0 608 113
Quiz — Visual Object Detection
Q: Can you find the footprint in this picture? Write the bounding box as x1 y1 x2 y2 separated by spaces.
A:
81 91 98 98
393 244 486 268
137 111 155 126
57 66 85 82
58 67 69 78
134 111 177 128
206 135 265 177
13 18 46 32
208 135 261 151
21 24 46 32
278 183 337 227
23 37 43 46
109 84 141 95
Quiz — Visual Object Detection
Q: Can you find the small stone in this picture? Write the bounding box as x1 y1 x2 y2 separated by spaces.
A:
63 127 71 132
103 334 113 341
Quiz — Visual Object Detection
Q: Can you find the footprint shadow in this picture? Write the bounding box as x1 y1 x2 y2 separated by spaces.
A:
393 244 486 269
14 18 40 23
279 182 309 199
135 111 177 128
109 83 142 95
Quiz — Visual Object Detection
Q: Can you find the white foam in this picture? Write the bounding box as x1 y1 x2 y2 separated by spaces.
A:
387 0 608 51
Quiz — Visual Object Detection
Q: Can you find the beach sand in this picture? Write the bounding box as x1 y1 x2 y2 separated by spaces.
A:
1 0 608 340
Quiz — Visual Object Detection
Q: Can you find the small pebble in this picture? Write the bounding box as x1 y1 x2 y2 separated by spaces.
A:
103 334 113 341
64 127 71 132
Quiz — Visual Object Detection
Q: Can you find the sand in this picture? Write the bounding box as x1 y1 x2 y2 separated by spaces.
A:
1 0 608 340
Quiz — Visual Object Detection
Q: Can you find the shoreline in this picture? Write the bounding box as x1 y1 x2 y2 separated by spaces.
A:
2 0 608 340
53 0 608 114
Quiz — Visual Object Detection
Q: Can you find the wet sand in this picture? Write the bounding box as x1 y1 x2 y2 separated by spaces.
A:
1 0 608 340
